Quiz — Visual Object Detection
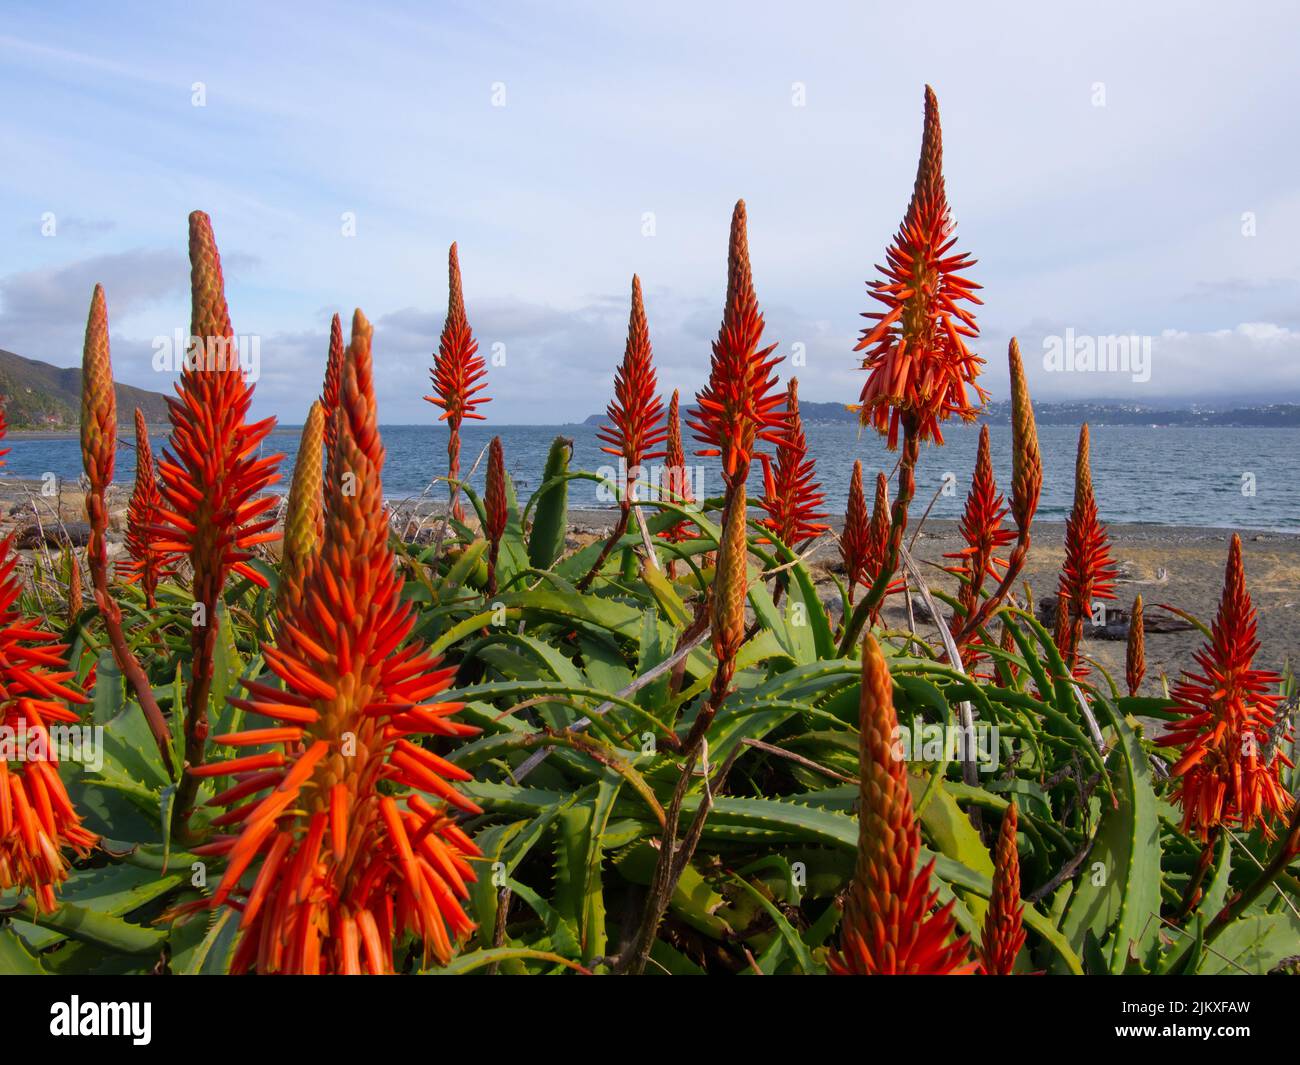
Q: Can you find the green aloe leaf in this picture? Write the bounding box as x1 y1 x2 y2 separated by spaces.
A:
1198 913 1300 975
1059 707 1161 973
527 436 571 570
0 927 46 974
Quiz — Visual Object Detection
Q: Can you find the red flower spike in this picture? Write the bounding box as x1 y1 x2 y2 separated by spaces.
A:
120 408 173 608
201 310 481 973
661 390 693 507
596 275 667 505
855 86 986 449
1055 424 1116 672
979 801 1026 975
1158 535 1293 842
840 461 871 605
946 424 1015 660
757 378 829 553
426 243 490 521
0 402 97 912
658 391 697 573
829 634 975 975
689 200 786 492
842 465 901 615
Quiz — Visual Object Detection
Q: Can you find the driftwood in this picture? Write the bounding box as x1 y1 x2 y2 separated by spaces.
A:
14 520 92 548
906 593 1196 640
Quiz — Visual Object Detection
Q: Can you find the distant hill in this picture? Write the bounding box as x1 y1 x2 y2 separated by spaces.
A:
0 348 171 429
584 399 1300 428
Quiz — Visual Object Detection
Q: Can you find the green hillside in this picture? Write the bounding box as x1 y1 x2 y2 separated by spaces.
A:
0 347 171 429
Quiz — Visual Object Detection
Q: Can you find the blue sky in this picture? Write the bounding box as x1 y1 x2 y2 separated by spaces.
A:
2 0 1299 423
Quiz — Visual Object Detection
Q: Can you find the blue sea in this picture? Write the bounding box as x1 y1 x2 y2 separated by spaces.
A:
5 422 1299 531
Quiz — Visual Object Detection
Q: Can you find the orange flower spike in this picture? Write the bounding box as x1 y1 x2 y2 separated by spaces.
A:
158 211 282 830
79 291 174 773
839 461 870 605
203 313 481 973
79 284 116 573
712 484 749 687
757 378 829 553
1007 339 1042 535
426 243 490 522
829 635 975 975
321 312 344 456
1126 595 1145 697
121 408 173 607
279 400 326 627
979 801 1027 975
0 404 97 912
1055 424 1117 671
689 200 785 492
856 86 986 449
1158 535 1292 841
597 275 667 504
661 390 693 508
484 435 507 596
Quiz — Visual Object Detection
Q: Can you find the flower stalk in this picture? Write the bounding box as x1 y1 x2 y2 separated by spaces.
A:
841 88 983 656
484 436 507 596
159 212 281 838
79 285 174 776
952 339 1041 646
194 308 481 973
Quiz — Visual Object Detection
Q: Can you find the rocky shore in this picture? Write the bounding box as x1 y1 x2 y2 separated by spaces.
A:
3 474 1294 688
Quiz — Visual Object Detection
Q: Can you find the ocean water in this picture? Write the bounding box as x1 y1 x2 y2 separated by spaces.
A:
5 422 1298 531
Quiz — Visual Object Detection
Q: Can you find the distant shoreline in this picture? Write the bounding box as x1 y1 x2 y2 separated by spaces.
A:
12 422 1300 439
5 428 171 440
